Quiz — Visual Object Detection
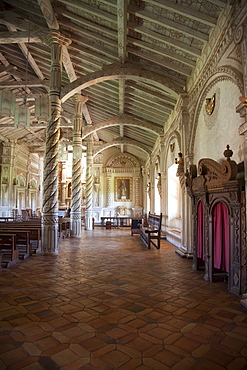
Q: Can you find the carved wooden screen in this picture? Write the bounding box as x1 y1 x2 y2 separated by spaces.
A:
186 146 246 295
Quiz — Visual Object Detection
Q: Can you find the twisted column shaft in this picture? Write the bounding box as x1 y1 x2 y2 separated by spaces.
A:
85 135 93 230
70 95 86 236
42 31 70 255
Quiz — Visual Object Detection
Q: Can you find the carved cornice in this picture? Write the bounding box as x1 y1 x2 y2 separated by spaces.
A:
185 147 242 199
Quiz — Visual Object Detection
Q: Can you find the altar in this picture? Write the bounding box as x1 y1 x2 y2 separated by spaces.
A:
101 216 132 227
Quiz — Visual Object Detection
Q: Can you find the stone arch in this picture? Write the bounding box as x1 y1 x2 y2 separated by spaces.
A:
187 67 244 155
17 174 26 187
82 114 161 140
93 138 150 157
61 62 180 103
164 130 182 173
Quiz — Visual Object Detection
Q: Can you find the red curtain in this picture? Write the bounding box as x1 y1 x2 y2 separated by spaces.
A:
213 202 229 273
197 201 204 260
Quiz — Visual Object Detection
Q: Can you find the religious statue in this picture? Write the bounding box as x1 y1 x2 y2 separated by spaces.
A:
176 152 184 176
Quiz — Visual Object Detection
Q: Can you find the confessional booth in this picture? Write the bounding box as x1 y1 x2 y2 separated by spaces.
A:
186 146 246 295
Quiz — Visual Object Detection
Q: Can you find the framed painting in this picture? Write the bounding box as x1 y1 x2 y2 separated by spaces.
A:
115 177 132 202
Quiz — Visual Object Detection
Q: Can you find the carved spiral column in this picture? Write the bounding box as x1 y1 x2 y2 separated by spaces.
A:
60 160 67 208
71 95 87 236
42 31 71 255
85 135 93 230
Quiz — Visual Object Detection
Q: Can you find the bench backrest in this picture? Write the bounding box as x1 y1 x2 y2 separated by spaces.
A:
147 212 162 230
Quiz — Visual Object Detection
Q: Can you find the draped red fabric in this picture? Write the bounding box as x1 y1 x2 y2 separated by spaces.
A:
197 201 204 259
213 202 229 272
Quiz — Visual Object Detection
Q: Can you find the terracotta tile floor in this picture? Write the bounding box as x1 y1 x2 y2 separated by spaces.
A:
0 227 247 369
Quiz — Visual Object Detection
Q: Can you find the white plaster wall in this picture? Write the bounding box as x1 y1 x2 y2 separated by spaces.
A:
194 79 245 164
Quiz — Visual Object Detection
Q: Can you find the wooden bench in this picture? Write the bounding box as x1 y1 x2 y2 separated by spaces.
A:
58 217 70 239
0 228 31 260
140 212 162 249
0 220 41 254
0 233 19 268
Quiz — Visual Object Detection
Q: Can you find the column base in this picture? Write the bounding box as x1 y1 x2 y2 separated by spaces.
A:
41 214 59 255
70 212 82 237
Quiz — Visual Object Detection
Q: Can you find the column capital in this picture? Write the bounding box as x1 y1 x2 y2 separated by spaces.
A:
44 30 71 47
73 94 89 104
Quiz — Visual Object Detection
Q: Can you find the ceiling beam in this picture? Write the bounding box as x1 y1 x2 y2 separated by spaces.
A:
0 31 42 44
8 25 45 80
117 0 127 115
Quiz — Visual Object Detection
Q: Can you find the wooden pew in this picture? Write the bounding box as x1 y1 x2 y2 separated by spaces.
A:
140 212 162 250
0 232 19 268
0 220 41 254
58 217 70 239
0 227 31 259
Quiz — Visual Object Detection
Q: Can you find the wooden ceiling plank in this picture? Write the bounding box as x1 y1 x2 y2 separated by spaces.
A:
55 7 116 38
127 46 191 77
127 22 201 58
125 100 168 120
126 92 173 113
69 33 118 60
131 80 177 102
58 0 117 24
128 5 209 42
59 17 117 48
144 0 218 27
128 37 196 68
70 41 113 65
0 10 47 32
127 83 176 106
125 108 165 127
